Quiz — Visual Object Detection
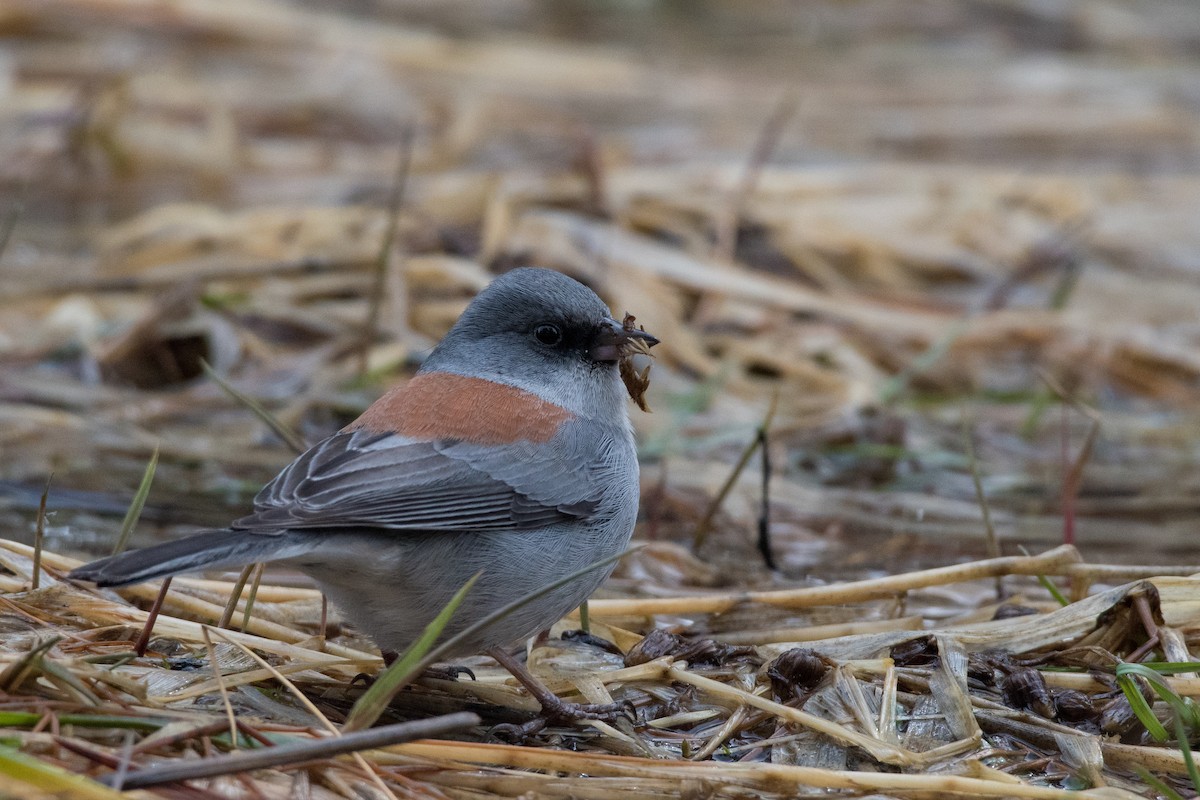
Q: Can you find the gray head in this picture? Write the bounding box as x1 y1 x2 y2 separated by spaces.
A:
421 268 657 419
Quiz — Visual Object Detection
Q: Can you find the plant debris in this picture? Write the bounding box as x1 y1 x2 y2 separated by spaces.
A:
3 1 1200 798
1 542 1200 797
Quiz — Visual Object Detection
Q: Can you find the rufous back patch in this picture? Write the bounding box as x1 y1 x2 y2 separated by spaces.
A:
344 372 573 444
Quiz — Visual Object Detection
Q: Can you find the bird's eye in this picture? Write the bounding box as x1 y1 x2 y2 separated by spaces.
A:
533 323 563 346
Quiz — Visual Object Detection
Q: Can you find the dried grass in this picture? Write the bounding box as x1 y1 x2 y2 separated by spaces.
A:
3 537 1200 797
4 0 1200 797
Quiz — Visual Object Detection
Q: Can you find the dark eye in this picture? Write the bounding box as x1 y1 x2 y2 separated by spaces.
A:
533 323 563 346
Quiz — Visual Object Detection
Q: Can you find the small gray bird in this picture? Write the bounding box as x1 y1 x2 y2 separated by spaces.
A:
71 268 658 720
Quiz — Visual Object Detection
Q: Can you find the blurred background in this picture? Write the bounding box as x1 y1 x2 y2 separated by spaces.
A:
3 0 1200 596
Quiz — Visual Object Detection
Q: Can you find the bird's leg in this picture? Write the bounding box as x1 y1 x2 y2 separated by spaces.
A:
485 645 634 725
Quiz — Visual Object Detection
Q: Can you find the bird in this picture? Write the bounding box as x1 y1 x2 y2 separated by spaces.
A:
70 267 658 723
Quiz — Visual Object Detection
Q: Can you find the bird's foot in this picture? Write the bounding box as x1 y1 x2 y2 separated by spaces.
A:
540 695 637 724
420 664 477 682
351 655 476 686
490 697 636 742
484 645 637 741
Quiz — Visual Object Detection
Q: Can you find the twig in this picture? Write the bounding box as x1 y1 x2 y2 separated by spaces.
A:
133 578 172 657
235 720 276 749
692 704 750 761
715 91 799 260
210 627 339 735
394 736 1172 798
32 474 52 590
359 127 415 376
109 730 136 792
208 627 402 800
1134 593 1160 642
756 390 779 570
218 564 255 629
129 719 239 755
53 735 123 769
693 396 780 554
0 637 58 693
1036 368 1102 422
573 126 608 216
961 410 1001 599
0 182 26 266
200 360 307 455
983 227 1085 312
200 626 238 744
583 545 1081 617
645 459 668 540
878 318 971 405
103 714 480 789
1031 370 1102 548
1061 404 1072 546
1061 416 1101 549
240 562 266 632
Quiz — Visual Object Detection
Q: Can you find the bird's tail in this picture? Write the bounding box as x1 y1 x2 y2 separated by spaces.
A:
68 529 317 587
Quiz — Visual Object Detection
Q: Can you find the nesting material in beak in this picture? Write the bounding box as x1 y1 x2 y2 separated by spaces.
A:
615 313 657 412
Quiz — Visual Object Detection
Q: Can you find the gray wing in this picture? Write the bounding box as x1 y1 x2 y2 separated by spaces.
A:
232 427 604 533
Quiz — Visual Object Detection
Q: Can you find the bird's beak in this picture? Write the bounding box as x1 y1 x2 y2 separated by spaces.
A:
589 316 660 363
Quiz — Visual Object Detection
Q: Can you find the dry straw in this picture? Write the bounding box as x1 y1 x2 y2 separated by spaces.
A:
3 536 1200 798
4 2 1200 798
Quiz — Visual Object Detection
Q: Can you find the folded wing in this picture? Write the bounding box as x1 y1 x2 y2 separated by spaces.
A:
233 428 602 533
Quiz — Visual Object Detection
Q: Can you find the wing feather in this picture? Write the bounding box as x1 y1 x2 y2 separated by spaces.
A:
232 428 602 533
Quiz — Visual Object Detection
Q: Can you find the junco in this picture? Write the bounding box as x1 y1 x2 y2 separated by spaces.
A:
71 267 658 720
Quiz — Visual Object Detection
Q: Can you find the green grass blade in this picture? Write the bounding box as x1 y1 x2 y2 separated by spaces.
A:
343 551 638 734
344 571 481 732
1121 663 1200 727
878 318 970 405
1176 714 1200 797
0 745 130 799
1134 766 1186 800
199 359 307 455
1018 545 1069 606
0 712 163 730
1115 664 1169 741
428 546 634 668
1138 662 1200 675
111 445 158 556
1036 574 1070 606
1117 663 1200 794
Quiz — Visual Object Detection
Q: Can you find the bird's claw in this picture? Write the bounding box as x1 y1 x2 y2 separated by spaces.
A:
490 718 548 743
541 696 637 724
488 696 636 742
422 664 477 682
350 663 476 688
